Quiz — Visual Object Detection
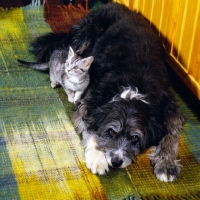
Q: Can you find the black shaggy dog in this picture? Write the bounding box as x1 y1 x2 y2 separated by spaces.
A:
30 3 185 182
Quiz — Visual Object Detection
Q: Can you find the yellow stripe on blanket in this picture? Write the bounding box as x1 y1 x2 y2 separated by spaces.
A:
0 7 24 37
3 113 105 200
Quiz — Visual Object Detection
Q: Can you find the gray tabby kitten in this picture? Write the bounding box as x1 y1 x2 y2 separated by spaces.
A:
18 47 94 103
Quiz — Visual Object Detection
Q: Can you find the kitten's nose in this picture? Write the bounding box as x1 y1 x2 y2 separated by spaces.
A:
111 157 123 168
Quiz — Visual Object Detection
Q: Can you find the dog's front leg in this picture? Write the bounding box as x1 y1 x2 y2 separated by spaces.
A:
149 132 181 182
83 134 109 175
149 108 185 183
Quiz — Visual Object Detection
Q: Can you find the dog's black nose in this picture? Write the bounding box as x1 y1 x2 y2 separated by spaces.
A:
111 157 123 168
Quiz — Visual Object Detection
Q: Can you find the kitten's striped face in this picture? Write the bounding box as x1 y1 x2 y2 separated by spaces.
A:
65 55 83 74
65 46 94 75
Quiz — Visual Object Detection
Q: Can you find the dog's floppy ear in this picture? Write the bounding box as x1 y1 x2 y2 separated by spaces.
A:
84 108 106 131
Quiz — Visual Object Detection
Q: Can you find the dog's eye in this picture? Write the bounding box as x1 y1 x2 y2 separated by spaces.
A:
108 128 116 135
131 135 139 142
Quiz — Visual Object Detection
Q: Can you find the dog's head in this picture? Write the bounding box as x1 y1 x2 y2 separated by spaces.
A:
86 96 166 169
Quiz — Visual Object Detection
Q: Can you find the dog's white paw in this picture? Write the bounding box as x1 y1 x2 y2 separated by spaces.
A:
154 162 181 182
85 149 109 175
156 173 176 182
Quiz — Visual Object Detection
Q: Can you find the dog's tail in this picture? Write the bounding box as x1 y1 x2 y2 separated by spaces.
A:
30 32 69 63
17 59 49 71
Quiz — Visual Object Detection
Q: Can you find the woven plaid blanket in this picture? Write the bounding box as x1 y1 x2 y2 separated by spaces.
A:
0 1 200 199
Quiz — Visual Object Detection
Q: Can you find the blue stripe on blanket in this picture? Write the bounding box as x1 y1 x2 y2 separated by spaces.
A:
0 137 20 199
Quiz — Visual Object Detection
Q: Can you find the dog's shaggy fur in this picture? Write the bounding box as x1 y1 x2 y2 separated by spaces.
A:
30 3 185 182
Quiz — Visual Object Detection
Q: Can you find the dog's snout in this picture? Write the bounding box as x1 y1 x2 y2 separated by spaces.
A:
111 157 123 168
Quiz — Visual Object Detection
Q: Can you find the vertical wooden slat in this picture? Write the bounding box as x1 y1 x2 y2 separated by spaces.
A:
188 0 200 82
150 0 163 34
159 0 173 46
167 0 181 53
172 0 188 62
175 0 188 62
115 0 129 7
175 0 197 71
136 0 143 15
128 0 134 9
142 0 152 21
133 0 139 11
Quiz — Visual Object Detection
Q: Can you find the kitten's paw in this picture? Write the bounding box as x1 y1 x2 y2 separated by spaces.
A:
51 82 57 88
67 93 74 103
73 92 82 104
68 97 74 103
154 162 181 182
85 149 109 175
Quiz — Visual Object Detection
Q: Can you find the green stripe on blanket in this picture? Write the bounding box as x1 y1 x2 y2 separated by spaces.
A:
0 1 200 200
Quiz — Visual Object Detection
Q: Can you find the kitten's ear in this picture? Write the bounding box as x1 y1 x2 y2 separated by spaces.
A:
68 46 75 57
84 56 94 66
79 56 94 70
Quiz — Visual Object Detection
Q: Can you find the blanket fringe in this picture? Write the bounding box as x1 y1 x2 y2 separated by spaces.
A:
125 191 200 200
30 0 45 7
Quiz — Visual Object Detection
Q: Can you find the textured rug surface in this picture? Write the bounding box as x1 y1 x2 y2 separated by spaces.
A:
0 1 200 199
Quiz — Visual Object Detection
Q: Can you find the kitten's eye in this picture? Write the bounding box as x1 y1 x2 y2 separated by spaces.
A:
74 66 78 70
107 128 116 135
131 135 139 142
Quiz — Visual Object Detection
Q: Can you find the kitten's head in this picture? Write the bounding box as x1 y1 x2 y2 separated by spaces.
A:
65 46 94 75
